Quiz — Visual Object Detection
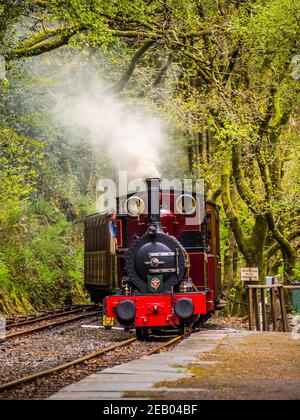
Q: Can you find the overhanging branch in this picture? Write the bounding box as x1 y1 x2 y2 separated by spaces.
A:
8 25 162 60
266 212 297 265
108 40 156 94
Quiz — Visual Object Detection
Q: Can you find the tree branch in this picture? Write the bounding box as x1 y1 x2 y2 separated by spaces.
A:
108 40 156 94
8 25 162 59
221 151 249 259
266 212 297 266
207 187 221 204
264 230 300 259
255 147 274 200
153 54 173 87
180 49 211 83
232 143 260 214
10 27 81 59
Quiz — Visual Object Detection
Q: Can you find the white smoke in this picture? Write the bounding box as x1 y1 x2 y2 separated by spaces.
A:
51 70 167 179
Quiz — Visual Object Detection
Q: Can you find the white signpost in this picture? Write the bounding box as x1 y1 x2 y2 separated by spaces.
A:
241 267 259 282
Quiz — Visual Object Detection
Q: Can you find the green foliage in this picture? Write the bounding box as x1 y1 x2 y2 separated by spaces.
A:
0 0 299 315
0 197 90 315
0 126 44 205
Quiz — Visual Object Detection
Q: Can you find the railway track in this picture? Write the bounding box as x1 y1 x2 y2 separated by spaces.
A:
6 305 98 329
4 307 102 341
0 333 187 393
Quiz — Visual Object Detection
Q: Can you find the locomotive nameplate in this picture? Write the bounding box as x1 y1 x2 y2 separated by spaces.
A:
241 267 259 282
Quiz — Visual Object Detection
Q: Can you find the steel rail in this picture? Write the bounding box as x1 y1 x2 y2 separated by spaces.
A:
0 337 137 392
144 333 188 356
0 333 188 392
5 311 101 341
7 306 99 329
6 305 95 325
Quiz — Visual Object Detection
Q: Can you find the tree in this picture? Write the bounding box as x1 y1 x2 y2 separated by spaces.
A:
0 0 299 314
0 125 43 205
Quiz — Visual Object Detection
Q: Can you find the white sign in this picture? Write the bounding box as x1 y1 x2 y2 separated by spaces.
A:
241 267 259 282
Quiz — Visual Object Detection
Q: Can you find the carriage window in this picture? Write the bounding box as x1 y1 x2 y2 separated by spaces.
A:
175 194 196 215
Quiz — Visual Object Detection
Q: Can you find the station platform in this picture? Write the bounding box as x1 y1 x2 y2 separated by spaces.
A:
49 329 300 400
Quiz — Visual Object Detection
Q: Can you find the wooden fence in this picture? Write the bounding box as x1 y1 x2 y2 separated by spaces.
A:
246 285 300 332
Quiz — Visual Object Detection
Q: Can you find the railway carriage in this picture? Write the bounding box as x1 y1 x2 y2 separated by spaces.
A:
84 178 223 339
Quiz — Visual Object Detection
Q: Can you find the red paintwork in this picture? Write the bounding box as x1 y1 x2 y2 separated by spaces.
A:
207 254 215 291
206 289 215 312
116 219 123 248
189 252 206 288
160 208 176 233
105 292 207 328
118 192 205 247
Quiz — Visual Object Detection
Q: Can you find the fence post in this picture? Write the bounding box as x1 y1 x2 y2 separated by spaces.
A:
279 286 289 332
261 288 268 331
247 287 254 331
270 287 278 332
254 288 261 331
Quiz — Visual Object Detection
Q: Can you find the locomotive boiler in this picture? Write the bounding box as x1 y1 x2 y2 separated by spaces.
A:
84 178 223 340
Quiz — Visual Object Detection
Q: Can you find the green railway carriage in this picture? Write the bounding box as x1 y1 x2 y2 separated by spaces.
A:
84 213 118 302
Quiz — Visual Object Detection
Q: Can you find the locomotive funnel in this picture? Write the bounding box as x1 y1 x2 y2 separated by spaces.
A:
146 178 162 234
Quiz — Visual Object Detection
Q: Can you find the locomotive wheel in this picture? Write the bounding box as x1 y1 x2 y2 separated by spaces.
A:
136 327 149 341
179 323 191 335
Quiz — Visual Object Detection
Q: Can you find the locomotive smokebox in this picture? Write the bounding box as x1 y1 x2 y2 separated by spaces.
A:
146 178 162 234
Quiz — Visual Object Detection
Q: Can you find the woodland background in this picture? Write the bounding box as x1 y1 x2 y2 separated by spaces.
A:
0 0 299 315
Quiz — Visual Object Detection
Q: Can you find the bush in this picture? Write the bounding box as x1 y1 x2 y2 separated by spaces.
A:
0 198 89 315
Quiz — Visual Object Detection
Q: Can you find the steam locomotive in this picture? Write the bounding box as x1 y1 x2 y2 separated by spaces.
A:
84 178 223 340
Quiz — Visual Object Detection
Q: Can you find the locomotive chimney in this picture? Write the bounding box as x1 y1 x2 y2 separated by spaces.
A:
146 178 162 234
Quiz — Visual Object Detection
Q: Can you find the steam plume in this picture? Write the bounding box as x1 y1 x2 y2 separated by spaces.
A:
52 70 167 179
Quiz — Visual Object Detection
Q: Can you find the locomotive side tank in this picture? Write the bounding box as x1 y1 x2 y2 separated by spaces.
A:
84 178 223 339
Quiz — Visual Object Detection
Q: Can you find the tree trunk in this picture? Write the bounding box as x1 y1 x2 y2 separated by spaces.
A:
206 128 211 163
223 228 239 287
222 153 268 284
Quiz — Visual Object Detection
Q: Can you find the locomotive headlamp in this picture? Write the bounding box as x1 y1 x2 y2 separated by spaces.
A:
116 300 136 322
175 194 196 215
175 298 194 319
148 225 157 235
125 196 145 217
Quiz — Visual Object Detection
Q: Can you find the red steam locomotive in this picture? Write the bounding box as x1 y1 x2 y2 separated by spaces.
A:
84 178 223 340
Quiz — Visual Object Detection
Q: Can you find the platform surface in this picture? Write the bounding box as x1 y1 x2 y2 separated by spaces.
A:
49 329 300 400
